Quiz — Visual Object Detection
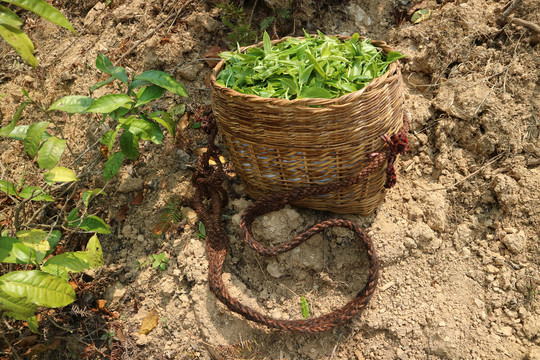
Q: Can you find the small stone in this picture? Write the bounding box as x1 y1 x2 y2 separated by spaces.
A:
502 230 526 254
527 347 540 360
136 333 149 346
177 64 203 81
523 314 540 340
103 281 126 305
266 261 283 278
409 222 441 253
118 176 143 193
499 326 513 337
474 298 484 308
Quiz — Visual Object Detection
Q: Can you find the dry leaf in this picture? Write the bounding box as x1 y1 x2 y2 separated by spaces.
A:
15 335 37 348
139 310 159 335
131 190 145 205
96 299 107 313
116 204 129 223
203 46 226 68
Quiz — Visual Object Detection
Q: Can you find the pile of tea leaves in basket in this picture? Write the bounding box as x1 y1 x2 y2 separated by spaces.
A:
216 31 406 100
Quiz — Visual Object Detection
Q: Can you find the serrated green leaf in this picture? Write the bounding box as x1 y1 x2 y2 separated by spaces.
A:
82 188 107 207
78 216 110 234
134 85 165 107
0 270 75 308
0 180 16 196
48 95 94 113
119 130 140 160
132 71 188 97
18 186 54 201
0 101 30 137
43 166 77 183
37 136 66 169
85 94 133 114
0 24 37 67
86 234 103 268
23 121 49 158
103 151 124 180
42 251 89 280
95 54 128 84
4 0 75 33
0 5 22 28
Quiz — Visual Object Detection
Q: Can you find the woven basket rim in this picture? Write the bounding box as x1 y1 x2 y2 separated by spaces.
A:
209 34 401 107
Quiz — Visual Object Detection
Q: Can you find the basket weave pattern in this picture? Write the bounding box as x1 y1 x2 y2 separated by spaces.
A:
210 37 405 215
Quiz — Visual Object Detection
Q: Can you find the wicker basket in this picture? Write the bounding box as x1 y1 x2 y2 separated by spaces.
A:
209 36 405 215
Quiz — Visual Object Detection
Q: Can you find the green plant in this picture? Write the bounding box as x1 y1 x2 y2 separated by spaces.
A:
135 252 169 271
198 221 206 240
260 7 290 33
216 1 258 48
150 252 169 271
216 31 406 99
300 295 309 319
48 54 188 180
100 330 118 347
0 0 75 67
0 233 103 332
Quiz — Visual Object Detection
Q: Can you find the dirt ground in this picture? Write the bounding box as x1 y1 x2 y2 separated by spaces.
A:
0 0 539 359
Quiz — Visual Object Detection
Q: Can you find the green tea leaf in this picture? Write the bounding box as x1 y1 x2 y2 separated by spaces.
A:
0 270 76 308
0 24 36 67
0 5 22 28
119 130 140 160
86 234 103 268
43 167 77 183
90 76 116 93
103 151 124 180
4 0 75 33
85 94 133 114
123 117 163 144
385 51 407 63
95 54 128 84
0 180 16 196
18 186 54 201
37 137 66 169
45 230 61 257
0 236 22 264
299 86 333 99
150 111 175 137
82 188 107 207
132 71 188 97
0 101 30 136
134 85 165 108
263 31 272 55
72 216 110 234
23 121 49 158
16 229 50 255
300 296 309 319
99 128 120 150
5 125 51 141
0 286 38 329
48 95 94 113
42 251 89 280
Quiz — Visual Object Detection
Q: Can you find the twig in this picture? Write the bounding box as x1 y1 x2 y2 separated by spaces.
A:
114 0 197 66
445 153 505 190
248 0 259 29
508 17 540 35
501 0 540 40
0 324 22 360
502 0 523 18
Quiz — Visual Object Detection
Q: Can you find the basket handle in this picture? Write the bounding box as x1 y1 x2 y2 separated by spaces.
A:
186 112 409 332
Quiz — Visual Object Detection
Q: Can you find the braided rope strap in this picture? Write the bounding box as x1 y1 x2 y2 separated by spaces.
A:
186 113 409 333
